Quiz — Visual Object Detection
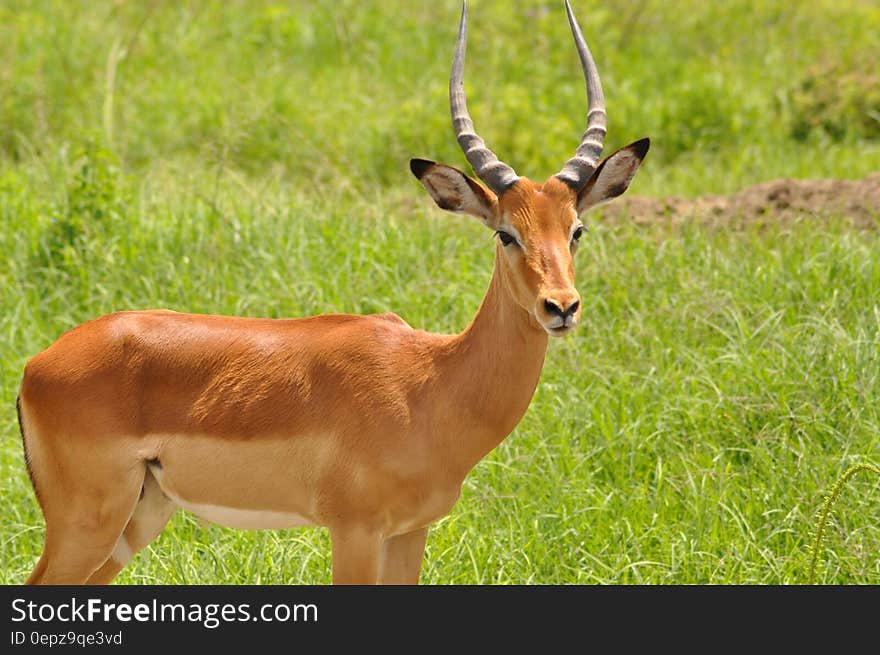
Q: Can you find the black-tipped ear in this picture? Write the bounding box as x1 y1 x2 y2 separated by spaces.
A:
630 137 650 160
410 158 436 180
576 137 650 214
410 159 499 226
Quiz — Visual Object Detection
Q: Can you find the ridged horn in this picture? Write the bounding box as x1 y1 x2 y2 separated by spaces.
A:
450 0 520 196
555 0 607 191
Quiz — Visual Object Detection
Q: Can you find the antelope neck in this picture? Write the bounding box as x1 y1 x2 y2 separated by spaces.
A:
440 251 550 473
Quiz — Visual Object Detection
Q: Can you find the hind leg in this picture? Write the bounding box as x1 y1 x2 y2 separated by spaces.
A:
25 555 48 585
86 468 177 584
26 462 145 585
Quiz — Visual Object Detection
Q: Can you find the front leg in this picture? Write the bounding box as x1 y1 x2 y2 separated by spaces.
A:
378 527 429 585
329 526 383 584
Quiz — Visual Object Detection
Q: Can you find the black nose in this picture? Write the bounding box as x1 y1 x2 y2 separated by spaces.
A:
544 299 580 319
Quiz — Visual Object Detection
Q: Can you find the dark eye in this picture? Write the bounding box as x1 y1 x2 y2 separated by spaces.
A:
496 230 517 247
571 226 584 242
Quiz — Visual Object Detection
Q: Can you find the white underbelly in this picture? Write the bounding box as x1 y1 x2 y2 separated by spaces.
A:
148 462 314 530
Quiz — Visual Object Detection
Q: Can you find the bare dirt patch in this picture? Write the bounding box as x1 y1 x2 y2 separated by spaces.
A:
599 172 880 229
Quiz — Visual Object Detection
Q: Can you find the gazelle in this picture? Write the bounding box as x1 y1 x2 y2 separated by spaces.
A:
17 0 648 585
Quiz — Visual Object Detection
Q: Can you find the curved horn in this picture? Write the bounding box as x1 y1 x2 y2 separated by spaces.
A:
556 0 607 191
450 1 519 196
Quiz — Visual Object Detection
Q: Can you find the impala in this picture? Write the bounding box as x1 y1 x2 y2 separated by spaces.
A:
18 1 648 585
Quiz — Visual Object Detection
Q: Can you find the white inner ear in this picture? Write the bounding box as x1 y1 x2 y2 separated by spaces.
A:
577 148 644 214
420 167 495 225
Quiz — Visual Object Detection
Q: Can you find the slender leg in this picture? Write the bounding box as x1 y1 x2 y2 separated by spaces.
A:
329 526 384 585
25 555 49 585
86 469 177 584
378 527 429 585
28 472 144 585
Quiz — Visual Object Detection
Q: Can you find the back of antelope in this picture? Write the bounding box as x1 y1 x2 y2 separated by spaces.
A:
18 1 648 585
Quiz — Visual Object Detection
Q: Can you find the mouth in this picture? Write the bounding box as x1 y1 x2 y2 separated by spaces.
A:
535 302 580 337
543 321 577 337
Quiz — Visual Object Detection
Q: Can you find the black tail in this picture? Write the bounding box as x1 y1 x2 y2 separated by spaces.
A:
16 396 41 503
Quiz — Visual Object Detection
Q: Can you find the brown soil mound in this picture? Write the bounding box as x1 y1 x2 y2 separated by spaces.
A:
599 172 880 229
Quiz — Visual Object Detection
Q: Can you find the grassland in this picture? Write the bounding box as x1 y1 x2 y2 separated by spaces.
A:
1 0 878 584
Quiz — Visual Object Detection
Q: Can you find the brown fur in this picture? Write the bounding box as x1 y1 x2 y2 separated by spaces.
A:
19 142 647 587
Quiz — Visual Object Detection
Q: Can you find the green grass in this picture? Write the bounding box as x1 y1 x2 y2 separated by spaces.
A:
1 0 879 584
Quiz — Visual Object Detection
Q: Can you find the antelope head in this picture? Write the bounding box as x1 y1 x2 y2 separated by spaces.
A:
411 0 649 337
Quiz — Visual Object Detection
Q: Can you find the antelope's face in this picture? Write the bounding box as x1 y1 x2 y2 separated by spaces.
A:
495 178 584 336
412 0 649 337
